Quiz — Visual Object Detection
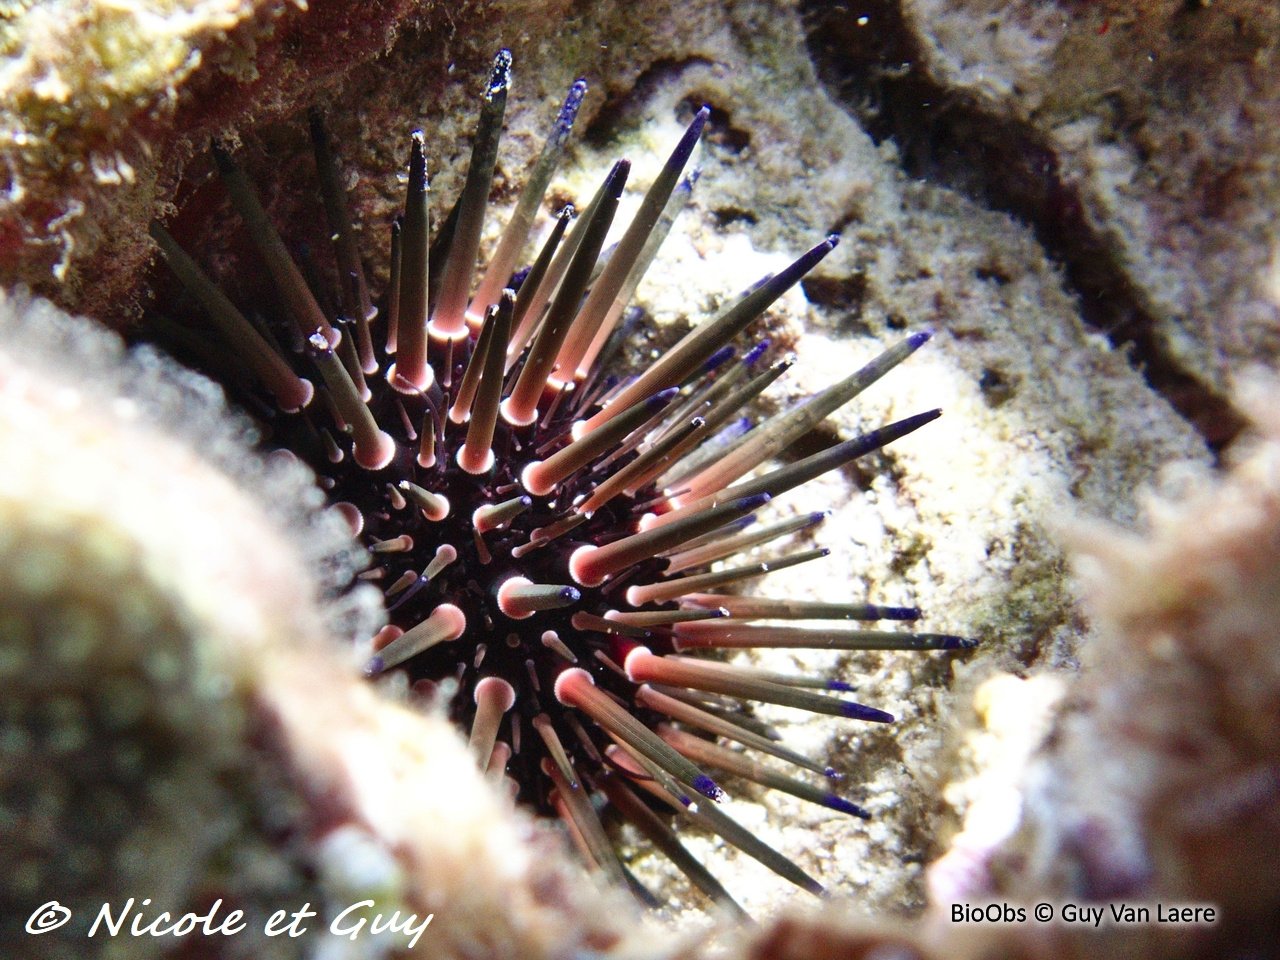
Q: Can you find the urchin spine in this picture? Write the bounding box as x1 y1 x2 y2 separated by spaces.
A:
151 48 976 912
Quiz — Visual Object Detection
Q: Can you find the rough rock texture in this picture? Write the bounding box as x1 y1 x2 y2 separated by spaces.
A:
801 0 1280 447
0 0 419 315
927 672 1065 908
989 376 1280 958
0 0 1265 950
767 377 1280 960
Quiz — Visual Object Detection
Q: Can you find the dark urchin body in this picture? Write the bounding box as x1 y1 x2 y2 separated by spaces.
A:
151 49 975 913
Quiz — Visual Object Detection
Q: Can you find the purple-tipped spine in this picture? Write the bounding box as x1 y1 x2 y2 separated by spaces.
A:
703 345 736 373
692 773 726 802
841 702 895 723
605 159 630 199
824 794 872 820
669 106 710 173
387 573 429 613
652 386 682 406
487 49 513 98
547 79 588 150
908 329 933 350
874 605 922 621
757 236 838 302
841 409 942 460
743 339 771 367
711 417 752 447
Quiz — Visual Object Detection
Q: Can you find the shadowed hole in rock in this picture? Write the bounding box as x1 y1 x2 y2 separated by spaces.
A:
798 0 1246 452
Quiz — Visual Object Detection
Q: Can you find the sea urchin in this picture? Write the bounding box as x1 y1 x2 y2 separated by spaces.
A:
149 49 975 914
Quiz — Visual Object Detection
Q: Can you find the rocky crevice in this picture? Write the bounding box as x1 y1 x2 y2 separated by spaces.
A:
798 0 1246 452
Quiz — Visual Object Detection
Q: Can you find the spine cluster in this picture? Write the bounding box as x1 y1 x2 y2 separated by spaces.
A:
151 49 975 913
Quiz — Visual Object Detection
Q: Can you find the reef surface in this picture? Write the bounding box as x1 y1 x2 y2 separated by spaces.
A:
2 0 1273 954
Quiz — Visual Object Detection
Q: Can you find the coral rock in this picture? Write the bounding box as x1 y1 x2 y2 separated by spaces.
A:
997 375 1280 957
